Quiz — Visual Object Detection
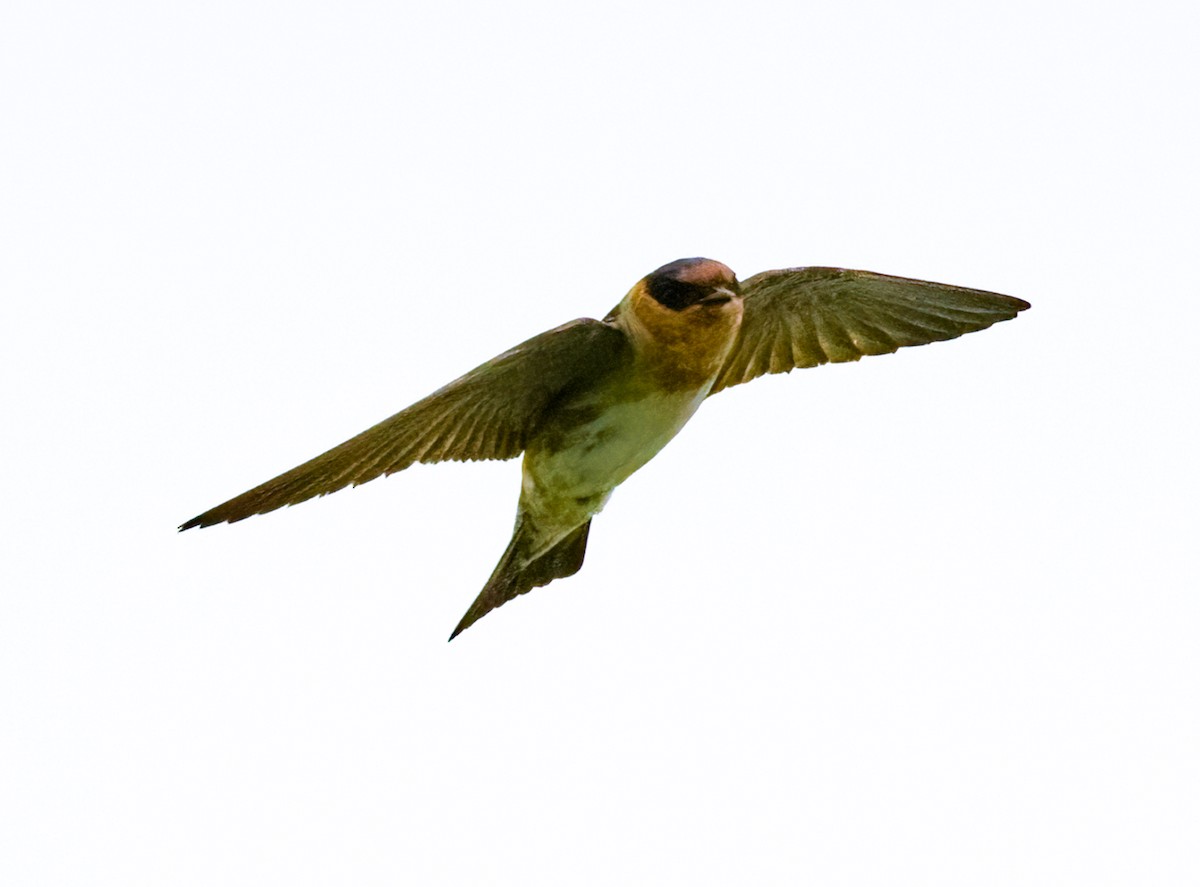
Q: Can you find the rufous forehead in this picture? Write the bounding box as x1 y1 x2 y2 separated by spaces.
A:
663 258 737 287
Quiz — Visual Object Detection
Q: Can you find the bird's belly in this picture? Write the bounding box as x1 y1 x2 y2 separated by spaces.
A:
523 389 706 508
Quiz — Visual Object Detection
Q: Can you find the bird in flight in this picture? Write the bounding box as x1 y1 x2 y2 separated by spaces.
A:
181 258 1029 639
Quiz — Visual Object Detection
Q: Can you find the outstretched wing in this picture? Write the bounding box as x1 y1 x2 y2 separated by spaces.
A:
711 267 1029 394
180 318 630 529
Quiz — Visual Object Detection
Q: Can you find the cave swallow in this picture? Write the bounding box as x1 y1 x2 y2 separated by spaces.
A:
180 258 1029 638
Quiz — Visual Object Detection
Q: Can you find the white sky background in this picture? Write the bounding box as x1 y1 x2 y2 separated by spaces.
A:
3 0 1197 883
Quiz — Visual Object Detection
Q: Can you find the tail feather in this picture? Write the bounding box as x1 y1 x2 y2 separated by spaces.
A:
449 519 592 640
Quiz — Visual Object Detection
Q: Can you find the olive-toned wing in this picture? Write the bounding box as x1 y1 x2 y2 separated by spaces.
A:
180 318 630 529
711 267 1029 394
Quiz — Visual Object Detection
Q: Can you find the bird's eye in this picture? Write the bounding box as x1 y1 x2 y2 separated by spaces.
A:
647 276 705 311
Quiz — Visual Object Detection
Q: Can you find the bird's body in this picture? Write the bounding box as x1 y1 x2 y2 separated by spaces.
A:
182 258 1029 638
522 262 743 543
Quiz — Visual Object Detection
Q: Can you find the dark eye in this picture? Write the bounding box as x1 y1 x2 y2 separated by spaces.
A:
647 275 705 311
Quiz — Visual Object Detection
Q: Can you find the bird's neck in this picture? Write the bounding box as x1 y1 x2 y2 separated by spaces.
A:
614 285 743 394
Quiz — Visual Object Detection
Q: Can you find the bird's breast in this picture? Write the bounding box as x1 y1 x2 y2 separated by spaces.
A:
523 385 707 505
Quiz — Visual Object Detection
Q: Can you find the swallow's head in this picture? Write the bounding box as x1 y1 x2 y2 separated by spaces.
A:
613 258 745 389
643 258 741 312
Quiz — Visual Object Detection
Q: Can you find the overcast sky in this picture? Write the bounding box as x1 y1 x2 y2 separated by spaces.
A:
3 1 1197 884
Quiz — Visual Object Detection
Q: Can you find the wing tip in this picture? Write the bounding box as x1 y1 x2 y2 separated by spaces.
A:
178 502 266 531
177 511 233 531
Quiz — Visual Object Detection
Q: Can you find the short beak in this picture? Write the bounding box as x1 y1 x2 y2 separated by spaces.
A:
700 286 738 306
